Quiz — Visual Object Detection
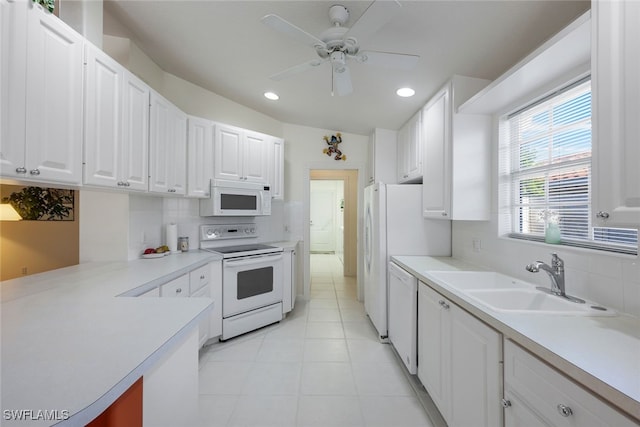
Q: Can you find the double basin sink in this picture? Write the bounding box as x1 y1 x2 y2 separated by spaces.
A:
427 271 615 317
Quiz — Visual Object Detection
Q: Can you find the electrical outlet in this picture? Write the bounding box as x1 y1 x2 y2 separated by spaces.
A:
21 267 27 275
472 238 482 252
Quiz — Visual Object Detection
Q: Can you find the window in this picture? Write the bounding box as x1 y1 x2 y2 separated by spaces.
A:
502 78 638 255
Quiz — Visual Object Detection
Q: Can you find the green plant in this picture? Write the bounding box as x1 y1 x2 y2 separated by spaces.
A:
32 0 55 13
2 187 73 220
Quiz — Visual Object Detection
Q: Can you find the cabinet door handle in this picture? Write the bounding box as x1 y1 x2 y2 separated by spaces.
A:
200 275 205 280
29 169 40 175
438 300 450 309
596 211 610 219
117 181 125 186
176 288 182 294
501 399 512 409
557 404 573 417
125 182 131 187
442 212 448 217
15 167 27 174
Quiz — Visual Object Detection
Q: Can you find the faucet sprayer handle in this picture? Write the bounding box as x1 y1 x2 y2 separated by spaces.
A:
550 253 564 268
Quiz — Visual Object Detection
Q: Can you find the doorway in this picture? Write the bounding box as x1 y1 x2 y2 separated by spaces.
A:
309 169 358 278
310 180 343 257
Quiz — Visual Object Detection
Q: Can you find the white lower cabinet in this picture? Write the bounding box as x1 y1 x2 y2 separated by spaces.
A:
418 282 503 427
503 340 638 427
143 328 199 427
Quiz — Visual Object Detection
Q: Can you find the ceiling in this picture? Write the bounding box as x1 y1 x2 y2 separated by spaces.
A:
103 0 590 136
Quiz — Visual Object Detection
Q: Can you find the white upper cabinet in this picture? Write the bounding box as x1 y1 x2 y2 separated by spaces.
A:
268 136 284 200
214 123 268 184
149 91 187 195
397 111 422 183
422 76 491 220
84 44 149 191
592 0 640 227
368 128 397 185
243 131 268 184
1 1 83 185
187 116 215 198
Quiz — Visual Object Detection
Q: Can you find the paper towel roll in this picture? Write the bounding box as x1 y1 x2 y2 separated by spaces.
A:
166 223 178 253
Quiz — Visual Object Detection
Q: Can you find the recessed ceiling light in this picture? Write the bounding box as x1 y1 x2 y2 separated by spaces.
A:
264 91 279 101
396 87 415 97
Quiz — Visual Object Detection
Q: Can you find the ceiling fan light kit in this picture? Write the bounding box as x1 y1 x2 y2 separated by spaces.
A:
261 0 419 96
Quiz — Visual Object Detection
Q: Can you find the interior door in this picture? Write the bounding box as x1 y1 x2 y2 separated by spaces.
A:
310 183 336 253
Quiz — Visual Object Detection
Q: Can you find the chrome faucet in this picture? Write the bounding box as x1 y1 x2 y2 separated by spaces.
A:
526 253 585 303
526 253 565 296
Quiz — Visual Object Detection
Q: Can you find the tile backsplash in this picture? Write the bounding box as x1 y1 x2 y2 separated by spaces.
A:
128 195 288 259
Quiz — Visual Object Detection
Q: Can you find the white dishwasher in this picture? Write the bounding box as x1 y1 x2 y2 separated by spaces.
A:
388 261 418 374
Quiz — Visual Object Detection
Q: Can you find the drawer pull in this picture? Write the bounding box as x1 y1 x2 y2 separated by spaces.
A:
596 211 610 219
557 404 573 417
15 167 27 174
29 168 40 175
176 288 182 294
501 399 512 409
200 275 205 280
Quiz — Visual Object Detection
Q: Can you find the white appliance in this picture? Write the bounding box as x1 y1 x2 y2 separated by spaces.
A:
363 183 450 339
388 261 418 374
200 224 283 340
200 179 271 217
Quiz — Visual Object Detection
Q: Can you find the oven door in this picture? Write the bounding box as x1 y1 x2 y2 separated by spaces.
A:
223 253 283 317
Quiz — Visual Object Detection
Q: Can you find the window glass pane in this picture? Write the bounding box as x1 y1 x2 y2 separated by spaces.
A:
506 79 637 253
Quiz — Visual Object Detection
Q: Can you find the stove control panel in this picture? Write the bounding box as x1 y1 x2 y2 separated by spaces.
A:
200 223 257 241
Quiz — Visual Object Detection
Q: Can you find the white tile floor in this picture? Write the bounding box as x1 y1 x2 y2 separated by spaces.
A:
198 254 437 427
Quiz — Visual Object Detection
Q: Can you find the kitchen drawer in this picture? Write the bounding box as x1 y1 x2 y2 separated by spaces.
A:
161 274 189 297
189 264 210 294
504 339 638 427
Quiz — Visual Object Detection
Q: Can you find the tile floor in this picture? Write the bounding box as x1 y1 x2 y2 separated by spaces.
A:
198 254 438 427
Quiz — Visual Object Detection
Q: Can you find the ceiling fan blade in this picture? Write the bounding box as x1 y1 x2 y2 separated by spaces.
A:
343 0 401 45
270 58 328 81
261 14 326 49
353 50 420 69
333 66 353 96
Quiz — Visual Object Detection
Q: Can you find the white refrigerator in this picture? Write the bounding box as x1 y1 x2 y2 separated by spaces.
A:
363 183 451 339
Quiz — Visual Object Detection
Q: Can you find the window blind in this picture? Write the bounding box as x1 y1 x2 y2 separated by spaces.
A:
506 79 638 255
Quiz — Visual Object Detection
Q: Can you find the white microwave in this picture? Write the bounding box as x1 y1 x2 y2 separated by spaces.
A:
200 179 271 217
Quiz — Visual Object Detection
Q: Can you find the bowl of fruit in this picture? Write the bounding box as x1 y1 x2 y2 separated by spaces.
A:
141 245 170 259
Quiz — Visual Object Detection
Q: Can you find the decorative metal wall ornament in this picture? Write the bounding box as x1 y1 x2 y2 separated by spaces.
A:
322 132 346 161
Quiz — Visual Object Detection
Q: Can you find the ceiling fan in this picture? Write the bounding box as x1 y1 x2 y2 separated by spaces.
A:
261 1 419 96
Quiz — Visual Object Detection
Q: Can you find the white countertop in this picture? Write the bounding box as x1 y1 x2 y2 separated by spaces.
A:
1 251 221 426
392 255 640 422
269 240 299 251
